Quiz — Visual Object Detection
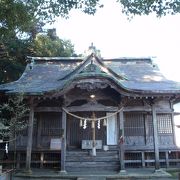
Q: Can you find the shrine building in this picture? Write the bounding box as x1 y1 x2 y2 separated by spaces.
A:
0 51 180 173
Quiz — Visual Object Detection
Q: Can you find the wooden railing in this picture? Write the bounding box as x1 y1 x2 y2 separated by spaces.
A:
1 149 180 170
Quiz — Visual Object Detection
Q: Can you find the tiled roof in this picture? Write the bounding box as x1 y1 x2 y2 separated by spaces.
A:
0 54 180 95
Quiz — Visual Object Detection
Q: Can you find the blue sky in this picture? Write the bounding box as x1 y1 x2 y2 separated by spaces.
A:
51 0 180 82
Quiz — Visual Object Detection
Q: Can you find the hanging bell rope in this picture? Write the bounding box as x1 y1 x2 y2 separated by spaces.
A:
62 107 123 121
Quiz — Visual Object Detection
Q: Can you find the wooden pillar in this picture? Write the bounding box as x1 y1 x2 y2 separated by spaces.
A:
152 104 160 170
40 152 44 169
37 114 42 148
142 151 145 168
25 98 34 173
60 109 67 174
170 101 176 145
16 152 20 169
165 151 169 168
92 112 96 156
119 108 126 174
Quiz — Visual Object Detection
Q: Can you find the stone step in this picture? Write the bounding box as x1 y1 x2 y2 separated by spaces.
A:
77 177 106 180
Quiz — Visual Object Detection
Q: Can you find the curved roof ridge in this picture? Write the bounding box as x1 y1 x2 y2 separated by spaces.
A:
59 53 127 81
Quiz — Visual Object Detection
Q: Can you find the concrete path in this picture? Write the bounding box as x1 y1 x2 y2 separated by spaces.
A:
13 168 179 180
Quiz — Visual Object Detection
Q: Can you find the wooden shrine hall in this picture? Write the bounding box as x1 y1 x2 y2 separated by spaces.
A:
0 52 180 173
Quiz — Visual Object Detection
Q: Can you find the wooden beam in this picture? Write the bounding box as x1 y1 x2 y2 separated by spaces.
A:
34 106 173 113
124 106 173 113
25 97 34 173
152 104 160 170
60 109 67 174
119 108 126 174
67 105 118 112
35 107 61 112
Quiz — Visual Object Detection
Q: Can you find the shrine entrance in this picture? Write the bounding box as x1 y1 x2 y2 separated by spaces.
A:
66 111 107 150
63 79 122 151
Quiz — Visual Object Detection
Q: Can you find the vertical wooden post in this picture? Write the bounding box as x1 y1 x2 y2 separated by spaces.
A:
145 115 149 145
60 109 67 174
152 104 160 171
25 97 34 173
165 151 169 168
170 101 176 145
142 151 145 168
37 114 42 148
119 108 126 174
16 152 20 169
40 152 44 169
92 112 96 156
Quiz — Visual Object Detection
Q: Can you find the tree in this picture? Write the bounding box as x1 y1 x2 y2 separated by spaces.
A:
0 28 76 84
31 30 75 57
0 94 29 140
1 0 179 39
0 42 24 83
0 0 103 38
119 0 180 17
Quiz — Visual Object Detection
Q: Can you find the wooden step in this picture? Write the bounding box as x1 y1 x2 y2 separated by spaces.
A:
66 150 119 156
66 150 120 172
66 156 119 162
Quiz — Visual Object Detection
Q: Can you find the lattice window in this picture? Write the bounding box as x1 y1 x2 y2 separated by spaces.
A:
124 113 145 136
157 114 172 134
41 112 62 136
146 114 153 136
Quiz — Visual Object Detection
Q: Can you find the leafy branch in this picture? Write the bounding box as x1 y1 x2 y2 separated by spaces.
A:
0 94 29 140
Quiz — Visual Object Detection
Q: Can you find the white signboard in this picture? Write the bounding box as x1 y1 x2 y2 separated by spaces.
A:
50 138 61 150
107 113 117 145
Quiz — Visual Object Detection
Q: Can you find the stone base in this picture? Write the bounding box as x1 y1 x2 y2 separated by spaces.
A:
119 169 127 175
24 169 32 175
153 169 171 177
58 170 67 175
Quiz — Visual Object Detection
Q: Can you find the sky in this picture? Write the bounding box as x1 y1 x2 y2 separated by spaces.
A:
47 0 180 144
51 0 180 82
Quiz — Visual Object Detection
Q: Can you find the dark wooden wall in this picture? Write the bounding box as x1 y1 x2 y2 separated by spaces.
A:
14 98 176 151
67 112 106 149
15 112 62 149
124 112 174 148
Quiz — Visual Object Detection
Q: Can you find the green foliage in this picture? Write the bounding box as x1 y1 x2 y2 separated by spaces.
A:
0 0 179 38
32 33 74 57
0 40 26 83
0 0 33 38
0 29 75 84
0 94 29 139
119 0 180 17
0 0 102 38
0 59 24 83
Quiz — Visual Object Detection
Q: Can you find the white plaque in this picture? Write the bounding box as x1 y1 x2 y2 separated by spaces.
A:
50 138 61 150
